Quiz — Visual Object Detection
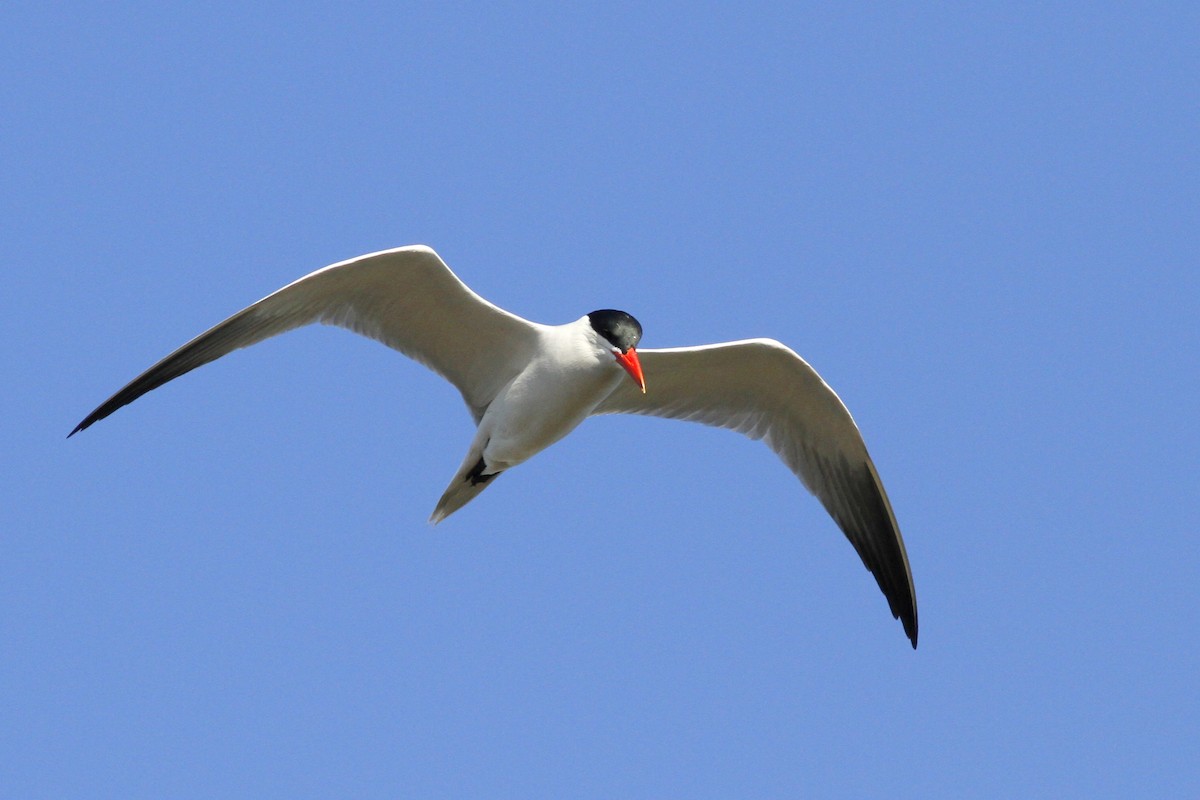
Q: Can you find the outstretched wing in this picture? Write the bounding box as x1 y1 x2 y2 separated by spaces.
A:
594 338 917 647
71 246 539 434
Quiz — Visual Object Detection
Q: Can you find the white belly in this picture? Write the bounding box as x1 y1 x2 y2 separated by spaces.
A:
478 356 622 471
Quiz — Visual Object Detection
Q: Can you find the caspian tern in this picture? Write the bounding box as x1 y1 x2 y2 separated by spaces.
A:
71 245 917 647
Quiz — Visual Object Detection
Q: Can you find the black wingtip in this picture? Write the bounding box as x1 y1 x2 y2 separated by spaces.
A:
68 415 95 438
902 608 918 649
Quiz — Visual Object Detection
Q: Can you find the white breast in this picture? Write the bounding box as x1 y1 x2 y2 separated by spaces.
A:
478 319 622 471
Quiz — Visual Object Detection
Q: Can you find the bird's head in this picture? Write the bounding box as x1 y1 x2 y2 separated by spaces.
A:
587 309 645 393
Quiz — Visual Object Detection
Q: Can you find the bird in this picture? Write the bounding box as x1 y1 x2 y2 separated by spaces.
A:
70 245 917 647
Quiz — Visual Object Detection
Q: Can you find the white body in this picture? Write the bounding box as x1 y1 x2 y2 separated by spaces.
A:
478 318 624 472
432 317 628 521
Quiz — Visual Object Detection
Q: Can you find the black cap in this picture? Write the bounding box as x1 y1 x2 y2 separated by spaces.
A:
587 310 642 353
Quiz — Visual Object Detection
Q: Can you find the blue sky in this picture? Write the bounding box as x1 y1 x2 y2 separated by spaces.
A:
4 3 1197 797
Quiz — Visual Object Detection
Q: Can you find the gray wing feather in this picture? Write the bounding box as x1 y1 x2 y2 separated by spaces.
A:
71 246 538 434
594 338 917 647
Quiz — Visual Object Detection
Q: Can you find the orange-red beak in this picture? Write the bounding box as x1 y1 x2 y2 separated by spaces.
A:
615 348 646 393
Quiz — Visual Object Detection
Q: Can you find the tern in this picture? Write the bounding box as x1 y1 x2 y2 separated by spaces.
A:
71 245 917 646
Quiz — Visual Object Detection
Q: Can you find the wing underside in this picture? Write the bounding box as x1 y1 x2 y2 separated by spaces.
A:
595 339 918 646
71 246 539 434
